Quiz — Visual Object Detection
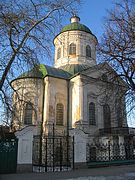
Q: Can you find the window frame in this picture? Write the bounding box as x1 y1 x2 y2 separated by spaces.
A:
86 45 91 58
57 47 61 59
24 102 33 125
103 104 111 129
88 102 96 125
69 43 76 55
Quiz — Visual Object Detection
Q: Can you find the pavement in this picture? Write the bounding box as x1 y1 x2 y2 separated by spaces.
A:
0 164 135 180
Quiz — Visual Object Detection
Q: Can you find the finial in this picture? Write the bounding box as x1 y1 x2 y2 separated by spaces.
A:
70 15 80 23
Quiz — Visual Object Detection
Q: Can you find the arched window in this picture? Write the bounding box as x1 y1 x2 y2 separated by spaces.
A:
57 48 61 59
86 45 91 57
89 102 96 125
12 104 17 119
56 103 64 126
69 43 76 55
103 104 111 129
24 102 33 125
116 99 123 127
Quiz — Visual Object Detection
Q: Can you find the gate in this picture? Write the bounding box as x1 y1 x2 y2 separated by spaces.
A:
0 138 18 174
32 136 74 172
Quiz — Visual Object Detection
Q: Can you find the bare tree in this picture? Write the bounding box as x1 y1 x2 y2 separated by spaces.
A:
0 0 80 125
98 0 135 119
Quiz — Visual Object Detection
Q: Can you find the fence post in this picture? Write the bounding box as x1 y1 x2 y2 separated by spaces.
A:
45 137 47 172
53 124 55 172
60 138 62 171
72 136 75 170
108 141 111 161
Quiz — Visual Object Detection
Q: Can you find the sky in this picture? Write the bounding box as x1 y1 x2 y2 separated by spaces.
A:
79 0 113 39
62 0 114 41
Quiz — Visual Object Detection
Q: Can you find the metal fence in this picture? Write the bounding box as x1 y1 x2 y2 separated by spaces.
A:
87 141 135 163
32 135 74 172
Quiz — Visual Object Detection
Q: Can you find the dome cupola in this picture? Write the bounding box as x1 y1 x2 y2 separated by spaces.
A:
54 16 98 68
61 15 92 34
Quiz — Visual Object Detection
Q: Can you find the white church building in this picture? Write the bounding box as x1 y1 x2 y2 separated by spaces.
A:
11 16 134 171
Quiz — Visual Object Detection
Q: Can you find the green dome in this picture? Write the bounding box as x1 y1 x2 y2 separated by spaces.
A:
61 22 92 34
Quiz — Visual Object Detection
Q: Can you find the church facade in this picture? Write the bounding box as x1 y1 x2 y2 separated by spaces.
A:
11 16 133 170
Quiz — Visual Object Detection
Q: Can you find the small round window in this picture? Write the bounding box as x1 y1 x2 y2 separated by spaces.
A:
102 74 108 81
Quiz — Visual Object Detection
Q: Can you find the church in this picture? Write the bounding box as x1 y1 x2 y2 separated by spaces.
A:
11 16 134 171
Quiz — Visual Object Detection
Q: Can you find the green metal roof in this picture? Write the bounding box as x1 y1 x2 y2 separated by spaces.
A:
19 64 71 79
44 65 71 79
19 64 91 80
61 22 92 34
59 64 90 76
19 64 46 78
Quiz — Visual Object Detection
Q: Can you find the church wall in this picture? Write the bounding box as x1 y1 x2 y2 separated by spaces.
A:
70 75 83 128
83 78 102 135
74 73 128 137
80 67 128 131
43 76 68 136
11 78 43 133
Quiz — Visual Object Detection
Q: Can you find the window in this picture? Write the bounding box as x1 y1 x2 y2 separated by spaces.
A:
69 43 76 55
116 100 123 127
102 74 108 81
57 48 61 59
56 103 64 126
86 45 91 57
89 102 96 125
24 102 33 125
103 104 111 129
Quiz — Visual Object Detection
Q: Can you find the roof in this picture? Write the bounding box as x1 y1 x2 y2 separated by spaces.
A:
15 63 127 89
20 64 46 78
18 64 91 80
59 64 90 76
61 22 92 34
19 64 71 79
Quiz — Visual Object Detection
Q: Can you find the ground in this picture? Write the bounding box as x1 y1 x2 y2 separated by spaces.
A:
0 164 135 180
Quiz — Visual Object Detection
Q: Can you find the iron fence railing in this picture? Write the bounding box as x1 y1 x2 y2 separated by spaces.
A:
32 135 74 172
99 127 129 136
87 141 135 163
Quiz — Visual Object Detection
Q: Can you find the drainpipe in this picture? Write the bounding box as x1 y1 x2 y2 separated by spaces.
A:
67 79 70 136
66 80 70 166
39 79 45 165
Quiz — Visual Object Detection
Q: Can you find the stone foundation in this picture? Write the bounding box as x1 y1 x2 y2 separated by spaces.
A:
17 164 32 173
74 162 87 169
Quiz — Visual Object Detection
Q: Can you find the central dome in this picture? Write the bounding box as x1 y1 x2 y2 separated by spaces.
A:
61 15 92 34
